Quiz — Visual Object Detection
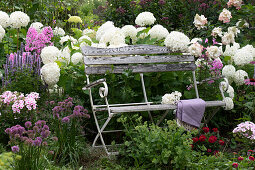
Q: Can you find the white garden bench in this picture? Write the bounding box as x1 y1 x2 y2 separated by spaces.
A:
81 44 228 155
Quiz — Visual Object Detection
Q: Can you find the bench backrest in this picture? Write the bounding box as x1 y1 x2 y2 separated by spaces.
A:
81 45 196 75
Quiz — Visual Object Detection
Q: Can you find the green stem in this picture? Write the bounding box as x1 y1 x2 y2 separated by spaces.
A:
17 28 20 51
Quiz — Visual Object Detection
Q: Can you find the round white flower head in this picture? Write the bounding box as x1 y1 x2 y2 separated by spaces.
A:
9 11 30 29
189 43 203 57
99 27 125 46
0 25 5 42
0 11 10 28
78 35 92 47
53 27 65 36
96 21 115 41
71 52 83 65
191 38 202 44
41 46 61 64
221 32 235 45
58 47 70 64
67 16 82 23
223 42 240 57
233 48 253 66
206 46 221 59
228 26 240 37
148 24 169 40
135 12 156 26
121 25 137 39
161 91 182 105
234 70 248 86
211 27 222 37
218 8 232 23
223 97 234 110
227 85 235 99
41 62 60 87
241 45 255 59
222 65 236 80
59 35 77 45
30 22 43 32
164 31 190 52
193 14 207 30
82 28 96 38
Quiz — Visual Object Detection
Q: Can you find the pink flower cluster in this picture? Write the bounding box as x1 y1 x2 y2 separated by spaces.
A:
210 59 223 76
0 91 39 114
227 0 242 10
25 26 53 55
233 121 255 140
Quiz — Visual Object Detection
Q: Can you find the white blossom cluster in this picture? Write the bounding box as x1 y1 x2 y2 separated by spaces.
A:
121 25 137 39
82 28 96 38
223 97 234 110
162 91 182 105
71 52 83 64
99 27 126 46
233 48 253 66
96 21 115 41
135 12 156 26
59 35 77 45
234 70 248 86
30 22 43 32
188 42 203 57
53 27 65 36
41 63 60 87
78 35 92 47
0 25 5 42
164 31 190 52
206 46 221 59
0 11 10 28
9 11 30 29
148 24 169 40
221 81 235 99
58 47 71 64
223 43 240 57
40 46 61 64
211 27 222 37
193 14 207 30
222 65 236 82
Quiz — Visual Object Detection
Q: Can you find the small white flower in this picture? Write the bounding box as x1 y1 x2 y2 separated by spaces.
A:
223 43 240 57
41 46 61 64
234 70 248 86
99 27 125 46
135 12 156 26
0 11 10 28
221 32 235 45
223 97 234 110
206 46 221 59
59 35 77 45
164 31 190 52
228 26 240 37
162 91 182 105
188 43 203 57
58 47 71 64
193 14 207 30
53 27 65 36
211 27 223 37
0 70 2 79
71 52 83 65
30 22 43 32
9 11 30 29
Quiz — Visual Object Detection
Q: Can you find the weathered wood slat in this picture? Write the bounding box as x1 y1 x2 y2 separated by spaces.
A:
81 45 173 56
94 101 226 112
84 55 195 65
85 63 197 74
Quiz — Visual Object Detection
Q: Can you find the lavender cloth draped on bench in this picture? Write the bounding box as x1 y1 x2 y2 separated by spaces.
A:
176 99 206 128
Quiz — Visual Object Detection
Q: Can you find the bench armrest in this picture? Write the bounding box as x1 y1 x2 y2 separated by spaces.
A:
196 76 225 85
82 78 106 90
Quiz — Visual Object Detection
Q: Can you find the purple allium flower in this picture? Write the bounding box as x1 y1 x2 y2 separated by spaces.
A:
33 126 39 133
62 117 70 123
14 134 20 139
41 130 50 138
66 101 73 108
42 125 49 131
33 137 42 146
130 1 136 6
25 138 33 145
52 136 58 141
50 101 55 105
158 0 166 5
25 121 32 128
49 150 54 155
11 145 19 153
5 128 11 134
42 141 48 146
116 7 126 15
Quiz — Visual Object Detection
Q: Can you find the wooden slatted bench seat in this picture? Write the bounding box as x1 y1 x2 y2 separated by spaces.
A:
81 44 229 155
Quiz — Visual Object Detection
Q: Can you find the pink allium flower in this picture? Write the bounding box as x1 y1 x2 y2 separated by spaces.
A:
11 145 20 153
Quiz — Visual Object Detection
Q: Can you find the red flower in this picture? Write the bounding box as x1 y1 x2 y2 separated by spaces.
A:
249 156 255 161
212 128 218 132
248 150 254 153
238 156 243 161
208 135 217 143
199 135 206 142
207 149 212 153
232 163 238 168
192 137 199 143
202 127 210 133
219 140 225 145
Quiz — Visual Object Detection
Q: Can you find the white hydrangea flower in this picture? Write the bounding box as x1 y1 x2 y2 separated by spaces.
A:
148 24 169 40
164 31 190 52
9 11 30 29
58 47 70 64
53 27 65 36
96 21 115 41
228 26 240 37
223 97 234 110
222 65 236 80
30 22 43 32
227 85 235 99
218 8 232 23
0 25 5 42
82 28 96 38
41 46 61 64
0 11 10 28
223 42 240 57
188 43 203 57
71 52 83 65
206 46 221 59
211 27 223 37
121 25 137 38
242 45 255 59
99 27 125 46
78 35 92 47
221 32 235 45
59 35 77 45
41 62 60 87
234 70 248 86
193 14 207 30
135 12 156 26
233 48 253 66
161 91 182 105
191 38 202 44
